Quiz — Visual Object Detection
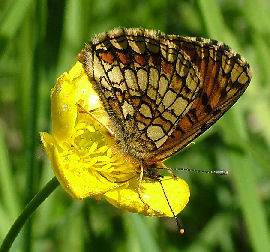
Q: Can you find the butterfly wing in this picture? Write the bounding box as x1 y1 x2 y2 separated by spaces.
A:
80 28 252 163
81 28 203 160
149 36 252 162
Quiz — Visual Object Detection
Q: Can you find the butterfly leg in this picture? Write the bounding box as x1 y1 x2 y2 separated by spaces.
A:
137 164 151 210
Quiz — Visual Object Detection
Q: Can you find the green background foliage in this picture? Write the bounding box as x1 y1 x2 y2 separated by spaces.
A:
0 0 270 251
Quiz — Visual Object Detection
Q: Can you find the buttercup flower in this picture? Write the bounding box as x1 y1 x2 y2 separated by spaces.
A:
40 61 190 217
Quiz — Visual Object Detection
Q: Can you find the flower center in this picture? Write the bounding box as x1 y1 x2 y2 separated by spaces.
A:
61 110 136 183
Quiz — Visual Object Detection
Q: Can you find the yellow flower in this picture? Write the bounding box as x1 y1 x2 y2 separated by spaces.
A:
40 61 190 217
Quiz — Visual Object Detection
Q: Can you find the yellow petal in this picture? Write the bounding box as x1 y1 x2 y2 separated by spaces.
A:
40 132 125 199
104 176 190 217
40 132 61 166
40 132 71 194
51 72 78 143
51 61 110 143
75 70 102 111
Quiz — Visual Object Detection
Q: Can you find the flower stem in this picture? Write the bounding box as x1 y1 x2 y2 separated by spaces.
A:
0 177 59 252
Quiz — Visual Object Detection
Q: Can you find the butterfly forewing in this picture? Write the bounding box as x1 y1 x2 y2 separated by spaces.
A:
80 28 252 164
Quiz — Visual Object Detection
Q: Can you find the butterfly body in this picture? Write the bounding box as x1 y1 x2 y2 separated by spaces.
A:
79 28 252 169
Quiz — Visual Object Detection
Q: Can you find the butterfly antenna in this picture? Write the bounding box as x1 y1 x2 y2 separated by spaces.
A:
157 179 185 234
159 167 228 175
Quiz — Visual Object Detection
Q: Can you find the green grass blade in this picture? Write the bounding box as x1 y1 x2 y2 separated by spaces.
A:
186 214 234 252
196 0 238 48
251 33 270 86
0 203 12 240
22 1 47 251
125 214 161 252
0 0 33 56
0 126 20 220
243 0 270 34
56 0 84 74
230 151 270 252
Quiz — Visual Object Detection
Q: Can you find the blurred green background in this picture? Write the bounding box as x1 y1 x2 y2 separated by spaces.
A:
0 0 270 251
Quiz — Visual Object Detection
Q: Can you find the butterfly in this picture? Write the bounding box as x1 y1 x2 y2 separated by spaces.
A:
77 28 251 226
78 27 251 168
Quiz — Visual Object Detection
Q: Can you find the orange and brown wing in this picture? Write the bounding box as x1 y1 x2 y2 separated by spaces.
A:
148 36 252 163
80 28 202 157
80 28 252 163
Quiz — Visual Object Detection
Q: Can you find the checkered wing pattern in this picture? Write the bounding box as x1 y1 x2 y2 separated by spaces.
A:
80 28 252 163
151 36 252 162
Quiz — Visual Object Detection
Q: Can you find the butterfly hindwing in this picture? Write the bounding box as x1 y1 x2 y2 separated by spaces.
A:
150 36 252 162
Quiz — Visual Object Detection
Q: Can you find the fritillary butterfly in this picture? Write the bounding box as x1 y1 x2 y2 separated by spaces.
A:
78 28 252 232
78 28 252 171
